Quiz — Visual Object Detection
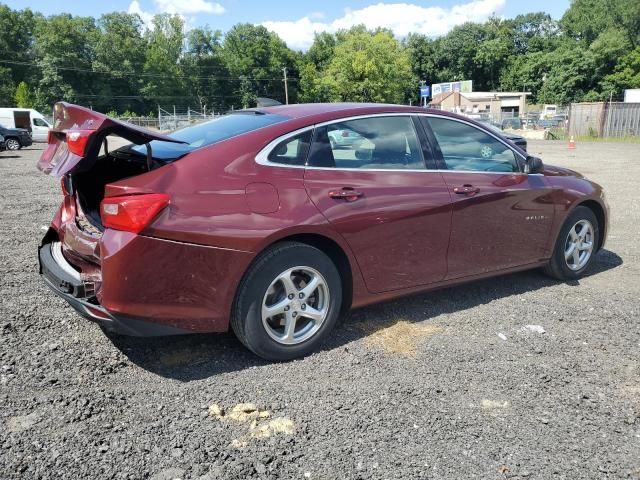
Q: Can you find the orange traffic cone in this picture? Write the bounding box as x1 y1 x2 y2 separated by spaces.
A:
568 136 576 149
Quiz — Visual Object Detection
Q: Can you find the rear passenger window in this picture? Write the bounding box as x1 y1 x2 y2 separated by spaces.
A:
267 130 312 166
427 117 518 172
307 116 425 170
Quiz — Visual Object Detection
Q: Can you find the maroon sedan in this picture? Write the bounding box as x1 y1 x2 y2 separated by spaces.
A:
38 102 608 360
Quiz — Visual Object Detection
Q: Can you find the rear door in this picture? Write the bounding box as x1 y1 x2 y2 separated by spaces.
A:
303 115 452 294
421 115 555 279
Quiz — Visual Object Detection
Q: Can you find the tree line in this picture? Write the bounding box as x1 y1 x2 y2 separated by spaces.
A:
0 0 639 116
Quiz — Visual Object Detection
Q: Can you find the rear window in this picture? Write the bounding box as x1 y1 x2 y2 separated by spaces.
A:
128 112 288 160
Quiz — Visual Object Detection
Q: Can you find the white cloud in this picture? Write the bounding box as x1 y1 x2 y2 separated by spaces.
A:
127 0 224 30
262 0 506 51
128 0 154 26
155 0 225 15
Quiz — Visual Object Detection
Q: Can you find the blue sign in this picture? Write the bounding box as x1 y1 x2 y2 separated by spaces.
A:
419 86 430 98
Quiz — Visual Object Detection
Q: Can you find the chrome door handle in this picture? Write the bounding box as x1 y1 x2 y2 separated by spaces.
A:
328 188 363 202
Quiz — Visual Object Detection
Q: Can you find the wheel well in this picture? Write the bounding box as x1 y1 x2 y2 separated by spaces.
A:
578 200 605 250
274 234 353 312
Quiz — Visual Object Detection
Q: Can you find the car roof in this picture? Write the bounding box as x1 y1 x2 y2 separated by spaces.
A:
248 102 443 121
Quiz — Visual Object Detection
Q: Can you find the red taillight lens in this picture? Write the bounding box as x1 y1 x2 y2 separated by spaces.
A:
66 129 93 156
100 194 170 233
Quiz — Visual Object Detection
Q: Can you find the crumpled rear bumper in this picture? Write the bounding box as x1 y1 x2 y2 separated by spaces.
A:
38 239 190 336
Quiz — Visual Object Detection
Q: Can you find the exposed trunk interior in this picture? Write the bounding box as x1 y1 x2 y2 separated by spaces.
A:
71 136 163 232
73 157 148 231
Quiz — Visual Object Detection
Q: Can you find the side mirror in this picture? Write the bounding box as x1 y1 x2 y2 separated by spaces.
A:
525 155 544 174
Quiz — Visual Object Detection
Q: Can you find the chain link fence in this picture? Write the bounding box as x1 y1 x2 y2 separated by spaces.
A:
112 106 223 132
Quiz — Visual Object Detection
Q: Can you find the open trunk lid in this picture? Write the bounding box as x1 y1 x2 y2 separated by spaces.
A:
38 102 186 177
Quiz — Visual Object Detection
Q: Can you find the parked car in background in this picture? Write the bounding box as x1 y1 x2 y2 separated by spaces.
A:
538 118 564 129
327 128 364 149
0 134 5 151
38 102 607 360
479 120 528 151
523 113 539 128
0 125 32 150
0 108 51 142
501 117 523 130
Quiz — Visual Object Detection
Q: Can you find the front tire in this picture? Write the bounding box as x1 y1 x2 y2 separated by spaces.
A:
5 138 20 151
544 206 599 280
231 242 342 361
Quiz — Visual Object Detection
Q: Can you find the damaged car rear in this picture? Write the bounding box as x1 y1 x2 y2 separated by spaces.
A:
38 102 287 338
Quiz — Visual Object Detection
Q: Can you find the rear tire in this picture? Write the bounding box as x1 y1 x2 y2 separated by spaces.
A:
231 242 342 361
543 206 599 280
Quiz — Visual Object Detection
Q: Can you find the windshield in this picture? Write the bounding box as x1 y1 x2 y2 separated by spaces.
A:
125 111 289 161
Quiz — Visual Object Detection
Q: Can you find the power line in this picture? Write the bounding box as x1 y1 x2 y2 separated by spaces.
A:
60 50 292 72
0 59 299 82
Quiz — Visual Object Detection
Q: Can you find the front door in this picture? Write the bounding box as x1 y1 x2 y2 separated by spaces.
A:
303 115 452 293
32 117 51 142
422 116 555 279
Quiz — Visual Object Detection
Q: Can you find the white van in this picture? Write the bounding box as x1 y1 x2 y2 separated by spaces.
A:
0 108 52 142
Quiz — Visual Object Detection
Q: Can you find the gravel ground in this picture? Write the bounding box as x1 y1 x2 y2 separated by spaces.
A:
1 140 639 480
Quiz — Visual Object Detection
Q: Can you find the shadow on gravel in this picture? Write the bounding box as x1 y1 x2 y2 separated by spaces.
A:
107 249 622 380
107 331 267 381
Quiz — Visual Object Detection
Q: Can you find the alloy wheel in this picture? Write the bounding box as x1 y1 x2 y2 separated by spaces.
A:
564 219 594 271
6 139 19 150
261 266 330 345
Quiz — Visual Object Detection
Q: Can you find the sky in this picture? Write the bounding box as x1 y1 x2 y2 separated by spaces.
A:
7 0 571 50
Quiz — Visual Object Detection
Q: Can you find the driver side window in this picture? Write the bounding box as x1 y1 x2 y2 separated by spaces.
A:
33 118 48 127
427 117 518 173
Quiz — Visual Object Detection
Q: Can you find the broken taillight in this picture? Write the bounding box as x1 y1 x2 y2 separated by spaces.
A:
100 193 170 234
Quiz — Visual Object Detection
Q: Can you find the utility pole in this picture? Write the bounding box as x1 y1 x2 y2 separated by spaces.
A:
282 67 289 105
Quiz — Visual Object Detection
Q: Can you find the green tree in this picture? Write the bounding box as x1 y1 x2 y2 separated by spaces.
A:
298 32 339 102
32 13 98 109
429 20 514 91
601 47 640 98
182 27 231 111
561 0 640 47
93 12 146 112
0 6 40 88
222 23 296 106
404 34 443 86
317 27 412 103
14 81 34 107
0 67 15 106
141 14 186 105
589 28 632 86
508 12 558 54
